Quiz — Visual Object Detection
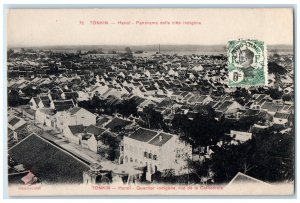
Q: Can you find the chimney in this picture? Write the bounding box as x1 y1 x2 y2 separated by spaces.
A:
159 135 163 142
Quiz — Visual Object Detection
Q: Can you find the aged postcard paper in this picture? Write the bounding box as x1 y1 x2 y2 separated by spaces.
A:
6 8 294 196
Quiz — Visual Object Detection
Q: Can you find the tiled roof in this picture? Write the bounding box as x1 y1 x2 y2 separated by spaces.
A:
40 99 51 108
228 172 269 185
148 132 173 146
216 101 233 112
33 97 40 104
8 134 89 184
105 117 133 133
261 102 273 110
63 92 79 99
268 104 284 112
274 112 290 119
68 107 82 115
96 117 110 127
9 117 20 126
39 108 56 115
68 125 85 135
53 100 74 111
129 128 158 142
85 125 106 136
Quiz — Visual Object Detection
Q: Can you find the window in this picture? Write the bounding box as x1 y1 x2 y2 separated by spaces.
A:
130 158 133 162
153 155 157 160
144 152 148 157
148 153 152 159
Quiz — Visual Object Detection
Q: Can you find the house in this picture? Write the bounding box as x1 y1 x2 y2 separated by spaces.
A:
8 116 29 143
191 64 204 72
102 88 122 99
215 101 243 115
81 125 107 152
50 99 75 112
273 112 291 126
89 85 109 98
122 127 192 181
8 116 26 131
37 96 51 109
187 95 213 105
77 90 89 101
267 104 284 116
137 99 156 112
104 116 134 133
229 130 253 144
61 92 79 101
35 108 56 128
131 86 144 97
64 124 85 144
29 97 40 110
226 172 271 191
56 107 96 132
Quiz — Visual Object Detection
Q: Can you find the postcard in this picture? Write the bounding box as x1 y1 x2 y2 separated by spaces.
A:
6 8 294 196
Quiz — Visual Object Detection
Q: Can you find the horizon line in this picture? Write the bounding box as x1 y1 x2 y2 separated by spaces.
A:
8 43 294 49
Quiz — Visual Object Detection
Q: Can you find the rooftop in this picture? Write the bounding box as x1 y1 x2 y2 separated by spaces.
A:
274 112 290 119
9 117 21 126
53 99 75 111
105 117 133 133
68 124 85 135
148 132 173 146
85 125 106 136
68 107 82 115
8 133 89 184
129 128 158 143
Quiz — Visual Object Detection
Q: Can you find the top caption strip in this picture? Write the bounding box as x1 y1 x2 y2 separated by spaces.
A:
227 39 268 87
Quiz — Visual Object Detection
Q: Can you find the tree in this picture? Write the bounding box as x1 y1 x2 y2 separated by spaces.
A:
8 90 29 107
99 132 120 161
117 99 138 117
171 107 222 148
208 128 294 184
232 88 250 105
267 88 283 100
268 62 287 75
171 114 191 135
141 107 166 130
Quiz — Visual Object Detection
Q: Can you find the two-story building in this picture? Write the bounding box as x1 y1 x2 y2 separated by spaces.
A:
122 127 192 181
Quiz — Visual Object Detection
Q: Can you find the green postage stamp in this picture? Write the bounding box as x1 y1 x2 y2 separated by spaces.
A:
227 39 268 87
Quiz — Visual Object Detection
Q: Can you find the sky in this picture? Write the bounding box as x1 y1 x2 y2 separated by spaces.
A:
7 8 294 47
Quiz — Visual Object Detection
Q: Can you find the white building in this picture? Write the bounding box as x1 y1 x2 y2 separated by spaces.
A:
8 116 26 131
81 125 107 152
229 130 253 144
64 124 85 145
273 112 291 126
56 107 96 132
35 108 56 128
122 127 192 181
